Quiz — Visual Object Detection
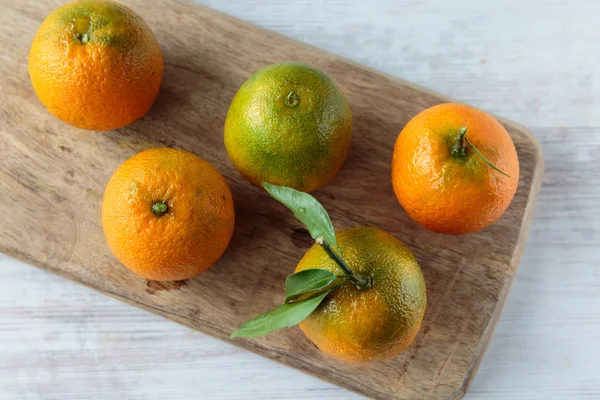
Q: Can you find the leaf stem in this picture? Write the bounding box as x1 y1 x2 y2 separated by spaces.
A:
315 236 372 290
452 126 510 177
464 136 511 177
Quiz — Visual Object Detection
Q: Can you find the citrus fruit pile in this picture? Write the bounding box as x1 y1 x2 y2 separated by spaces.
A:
30 0 520 364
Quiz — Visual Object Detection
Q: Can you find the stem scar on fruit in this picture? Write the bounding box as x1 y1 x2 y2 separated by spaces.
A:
284 91 300 108
151 201 168 217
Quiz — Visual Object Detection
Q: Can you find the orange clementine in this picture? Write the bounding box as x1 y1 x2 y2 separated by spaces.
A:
392 103 519 234
29 0 163 131
102 148 235 281
295 227 427 362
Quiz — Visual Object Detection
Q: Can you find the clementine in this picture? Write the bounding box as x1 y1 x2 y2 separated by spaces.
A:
29 0 163 131
224 62 352 192
102 148 235 281
392 103 519 234
295 227 427 362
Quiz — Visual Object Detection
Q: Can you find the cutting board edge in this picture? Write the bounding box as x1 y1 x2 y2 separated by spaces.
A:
452 143 544 399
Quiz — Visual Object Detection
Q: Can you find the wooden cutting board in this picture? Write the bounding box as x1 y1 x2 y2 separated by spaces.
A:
0 1 543 398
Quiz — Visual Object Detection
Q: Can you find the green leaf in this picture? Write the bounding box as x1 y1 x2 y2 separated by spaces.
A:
285 269 338 303
230 286 337 339
262 182 339 250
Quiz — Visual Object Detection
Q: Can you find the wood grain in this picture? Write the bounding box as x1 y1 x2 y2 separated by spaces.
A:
0 1 543 399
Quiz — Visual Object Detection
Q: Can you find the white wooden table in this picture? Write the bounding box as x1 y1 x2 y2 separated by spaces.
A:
2 0 599 398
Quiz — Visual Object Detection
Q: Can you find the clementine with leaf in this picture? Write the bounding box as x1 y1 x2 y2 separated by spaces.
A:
232 184 426 363
392 103 519 234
